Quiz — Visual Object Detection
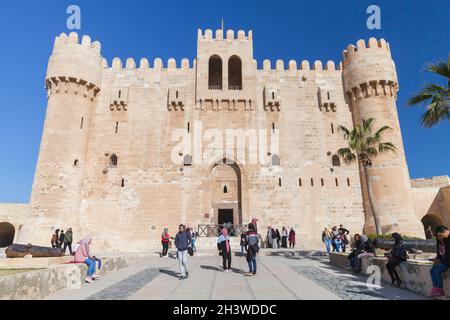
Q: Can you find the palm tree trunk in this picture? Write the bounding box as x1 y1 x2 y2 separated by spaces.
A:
363 165 382 235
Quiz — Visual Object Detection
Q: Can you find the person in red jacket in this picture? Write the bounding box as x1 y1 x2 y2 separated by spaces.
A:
289 228 296 248
161 228 170 257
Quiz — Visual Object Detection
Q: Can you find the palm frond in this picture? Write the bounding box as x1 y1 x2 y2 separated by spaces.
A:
378 142 397 153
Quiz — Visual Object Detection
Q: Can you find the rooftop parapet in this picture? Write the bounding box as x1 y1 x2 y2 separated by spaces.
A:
342 38 391 62
47 32 104 88
260 59 341 71
109 57 193 71
198 29 253 42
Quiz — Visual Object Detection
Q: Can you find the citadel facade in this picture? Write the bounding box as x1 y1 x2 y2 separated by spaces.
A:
1 27 449 250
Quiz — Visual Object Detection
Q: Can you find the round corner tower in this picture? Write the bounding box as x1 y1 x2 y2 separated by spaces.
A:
342 38 423 237
18 32 104 245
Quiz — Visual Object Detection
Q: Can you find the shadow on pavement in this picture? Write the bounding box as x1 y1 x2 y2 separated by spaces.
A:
159 268 179 278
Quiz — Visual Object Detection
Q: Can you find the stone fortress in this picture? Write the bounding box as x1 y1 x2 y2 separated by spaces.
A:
0 27 449 251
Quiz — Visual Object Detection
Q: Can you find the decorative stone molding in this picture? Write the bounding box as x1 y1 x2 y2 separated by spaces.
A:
45 76 100 101
346 80 398 102
167 87 185 111
263 87 281 111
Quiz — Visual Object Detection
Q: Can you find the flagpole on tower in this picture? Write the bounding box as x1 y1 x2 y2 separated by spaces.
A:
221 18 224 32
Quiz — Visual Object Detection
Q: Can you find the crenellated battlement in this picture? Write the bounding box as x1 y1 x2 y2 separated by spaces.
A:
108 57 194 71
259 59 342 71
53 32 102 56
345 80 398 103
197 29 252 42
342 37 391 61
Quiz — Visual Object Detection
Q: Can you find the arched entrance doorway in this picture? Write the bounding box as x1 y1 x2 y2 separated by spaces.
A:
210 159 243 232
421 214 444 239
0 222 15 247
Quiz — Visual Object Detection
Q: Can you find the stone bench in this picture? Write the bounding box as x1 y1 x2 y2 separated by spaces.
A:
0 255 129 300
329 252 450 299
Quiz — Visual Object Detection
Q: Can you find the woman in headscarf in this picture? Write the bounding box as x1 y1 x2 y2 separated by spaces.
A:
161 228 170 257
386 233 408 287
74 236 98 283
217 227 232 272
51 229 60 248
289 228 296 248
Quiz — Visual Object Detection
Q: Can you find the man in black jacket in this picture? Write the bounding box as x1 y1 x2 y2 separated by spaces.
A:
174 224 191 280
429 226 450 297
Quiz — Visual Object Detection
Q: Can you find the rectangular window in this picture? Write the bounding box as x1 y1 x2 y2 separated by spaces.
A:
80 117 84 130
121 179 125 187
321 178 324 187
115 122 119 134
335 178 339 187
299 178 302 187
187 122 190 133
311 178 314 187
279 178 282 187
347 178 351 187
331 123 335 134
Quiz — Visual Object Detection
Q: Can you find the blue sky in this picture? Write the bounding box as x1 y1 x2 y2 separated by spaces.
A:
0 0 449 203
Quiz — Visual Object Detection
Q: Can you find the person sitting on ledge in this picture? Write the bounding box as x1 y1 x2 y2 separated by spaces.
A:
429 226 450 298
74 236 99 283
386 233 407 288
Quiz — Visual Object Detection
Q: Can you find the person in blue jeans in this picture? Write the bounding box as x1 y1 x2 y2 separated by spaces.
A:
244 223 259 276
429 226 450 297
322 228 332 252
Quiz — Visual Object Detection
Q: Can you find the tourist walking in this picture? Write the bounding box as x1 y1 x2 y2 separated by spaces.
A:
161 228 170 257
174 224 191 280
240 231 247 256
51 229 60 248
386 233 408 288
331 226 341 252
271 228 279 249
289 228 296 248
74 236 99 283
63 227 73 255
322 228 332 253
244 223 259 276
429 226 450 297
58 230 65 248
217 227 232 272
191 228 198 252
275 229 281 248
338 224 350 236
281 227 288 248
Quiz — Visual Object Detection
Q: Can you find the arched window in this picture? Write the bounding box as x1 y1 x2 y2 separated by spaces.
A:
332 155 341 167
228 55 242 90
208 55 222 90
184 154 192 166
110 154 118 167
223 185 228 194
272 154 280 166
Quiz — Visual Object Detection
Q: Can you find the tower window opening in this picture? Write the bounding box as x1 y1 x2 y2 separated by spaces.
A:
299 178 302 187
228 55 242 90
187 122 190 133
311 178 314 187
321 178 324 186
208 55 223 90
176 90 179 99
223 185 228 193
331 123 335 134
332 155 341 167
110 154 118 167
327 92 330 100
73 159 79 167
347 178 351 187
118 90 122 99
121 179 125 187
279 178 282 187
80 117 84 130
115 122 119 134
335 178 339 187
272 92 275 100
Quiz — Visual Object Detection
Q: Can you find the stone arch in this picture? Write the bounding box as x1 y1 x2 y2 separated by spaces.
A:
0 222 15 247
421 214 444 238
228 55 242 90
209 158 243 229
208 55 223 90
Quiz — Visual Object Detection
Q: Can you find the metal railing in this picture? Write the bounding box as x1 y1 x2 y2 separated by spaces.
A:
198 224 248 238
228 85 242 90
208 85 222 90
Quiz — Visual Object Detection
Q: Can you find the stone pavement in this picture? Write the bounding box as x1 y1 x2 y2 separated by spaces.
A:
46 250 428 300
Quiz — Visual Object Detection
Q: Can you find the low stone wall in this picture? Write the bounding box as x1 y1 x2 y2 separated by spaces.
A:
0 255 128 300
329 252 450 299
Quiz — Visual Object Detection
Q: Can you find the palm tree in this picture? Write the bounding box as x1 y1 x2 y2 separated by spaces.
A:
337 118 397 235
407 56 450 127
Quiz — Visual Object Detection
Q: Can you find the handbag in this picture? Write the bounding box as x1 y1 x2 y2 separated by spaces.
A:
188 246 194 256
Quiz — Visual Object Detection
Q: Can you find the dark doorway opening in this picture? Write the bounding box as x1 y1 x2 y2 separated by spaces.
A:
218 209 234 226
0 222 15 247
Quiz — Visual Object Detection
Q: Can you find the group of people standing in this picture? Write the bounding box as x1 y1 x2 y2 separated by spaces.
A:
266 227 296 249
342 225 450 298
50 228 74 255
322 225 350 253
